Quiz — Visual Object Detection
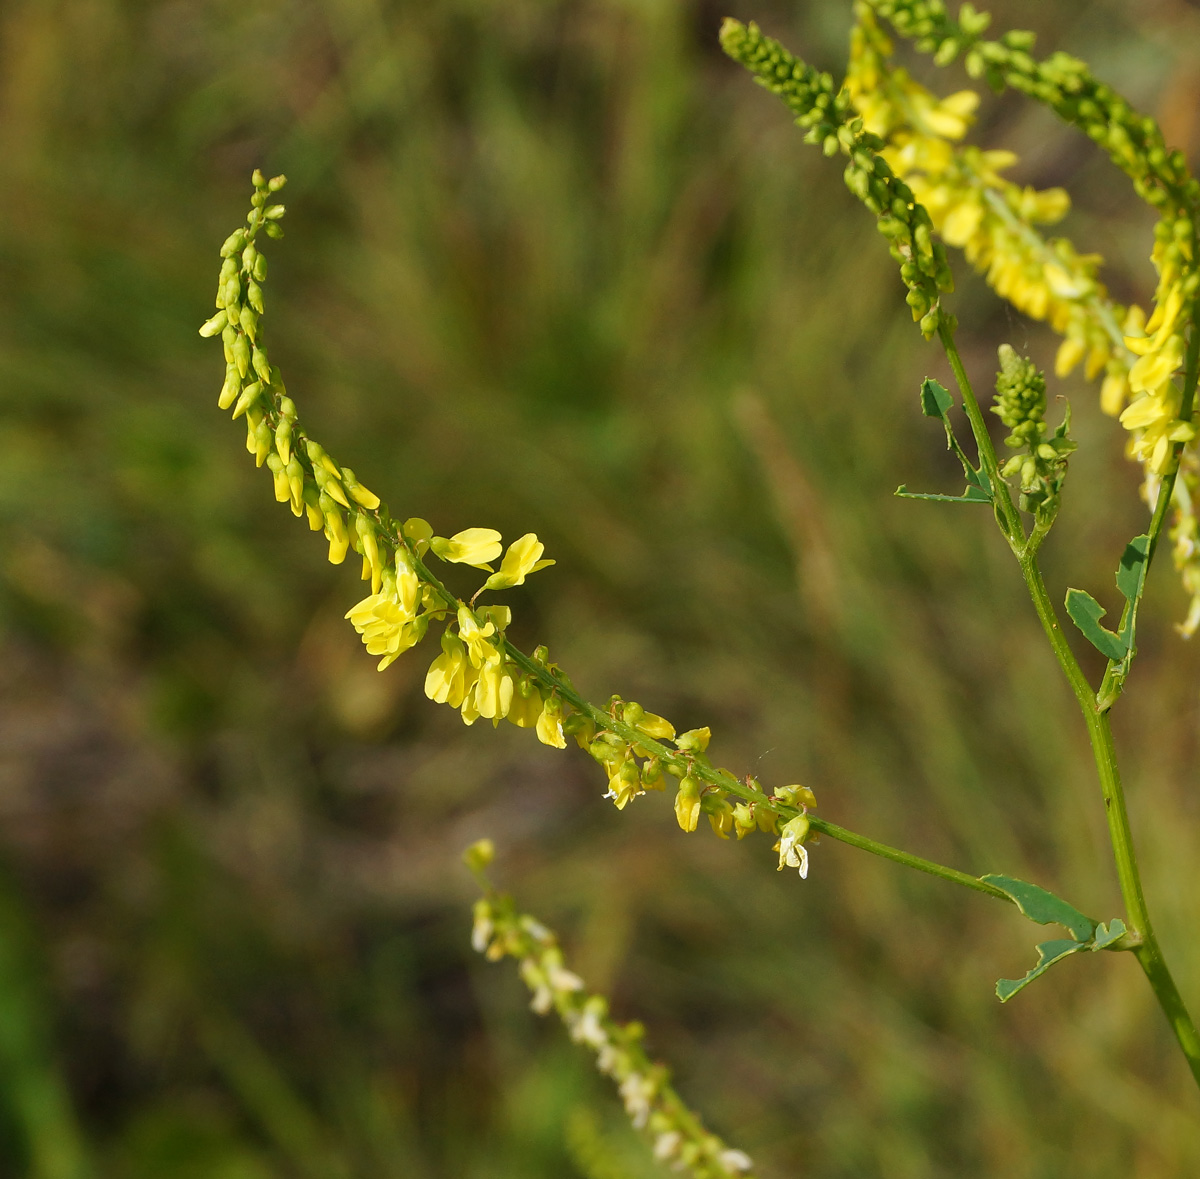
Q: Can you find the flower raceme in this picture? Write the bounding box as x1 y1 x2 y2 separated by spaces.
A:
200 172 817 883
466 841 757 1179
727 8 1200 633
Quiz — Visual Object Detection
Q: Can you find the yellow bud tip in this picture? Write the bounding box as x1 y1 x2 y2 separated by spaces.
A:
460 840 494 878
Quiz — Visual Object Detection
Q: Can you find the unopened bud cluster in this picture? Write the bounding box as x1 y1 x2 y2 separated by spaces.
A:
720 18 953 337
992 346 1076 519
467 851 756 1179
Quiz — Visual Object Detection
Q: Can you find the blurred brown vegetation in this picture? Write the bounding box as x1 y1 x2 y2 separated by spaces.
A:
1 0 1200 1175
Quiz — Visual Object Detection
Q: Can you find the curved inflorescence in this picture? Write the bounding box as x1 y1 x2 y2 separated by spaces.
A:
199 172 818 875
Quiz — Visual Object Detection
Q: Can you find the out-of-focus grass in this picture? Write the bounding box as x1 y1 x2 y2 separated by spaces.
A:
1 0 1199 1174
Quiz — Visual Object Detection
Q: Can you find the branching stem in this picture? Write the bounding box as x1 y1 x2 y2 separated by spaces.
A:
938 323 1200 1088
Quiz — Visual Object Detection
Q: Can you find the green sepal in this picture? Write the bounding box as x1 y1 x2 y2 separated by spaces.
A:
1064 588 1129 661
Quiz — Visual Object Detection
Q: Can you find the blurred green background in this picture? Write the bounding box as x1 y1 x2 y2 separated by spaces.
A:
2 0 1200 1175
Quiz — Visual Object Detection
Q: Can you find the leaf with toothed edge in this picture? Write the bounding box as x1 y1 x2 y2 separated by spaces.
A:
1065 588 1129 661
982 875 1128 1001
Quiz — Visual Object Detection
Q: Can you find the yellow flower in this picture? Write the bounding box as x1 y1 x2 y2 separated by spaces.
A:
430 527 502 569
673 776 701 833
484 533 555 590
425 631 473 706
345 592 426 670
471 657 514 722
457 605 500 668
505 678 545 729
535 696 567 749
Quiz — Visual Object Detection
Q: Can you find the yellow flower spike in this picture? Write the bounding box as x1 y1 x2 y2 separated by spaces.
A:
484 533 556 591
673 776 702 833
535 696 568 749
430 527 503 569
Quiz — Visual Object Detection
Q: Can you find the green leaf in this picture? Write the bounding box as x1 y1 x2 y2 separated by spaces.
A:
1064 588 1129 662
895 484 991 503
996 939 1086 1002
981 874 1095 942
920 377 953 418
1115 535 1151 603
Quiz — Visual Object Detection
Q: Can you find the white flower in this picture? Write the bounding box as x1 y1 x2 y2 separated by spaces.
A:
776 814 811 878
719 1148 755 1173
654 1131 683 1160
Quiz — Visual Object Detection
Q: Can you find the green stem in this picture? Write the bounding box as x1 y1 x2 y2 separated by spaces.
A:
937 320 1025 547
939 325 1200 1089
805 816 1013 900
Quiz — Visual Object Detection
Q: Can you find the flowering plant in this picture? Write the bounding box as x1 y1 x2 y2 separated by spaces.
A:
200 1 1199 1169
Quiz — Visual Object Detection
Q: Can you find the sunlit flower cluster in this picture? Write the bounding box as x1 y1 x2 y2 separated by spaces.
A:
860 0 1200 628
845 7 1139 418
201 173 819 872
465 841 756 1179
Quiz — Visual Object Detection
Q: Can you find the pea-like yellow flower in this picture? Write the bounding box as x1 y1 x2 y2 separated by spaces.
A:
535 695 567 749
457 605 499 668
425 631 474 706
673 776 701 833
430 527 502 569
484 533 555 591
345 592 426 670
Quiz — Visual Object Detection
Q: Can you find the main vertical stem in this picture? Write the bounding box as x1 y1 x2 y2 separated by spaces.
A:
938 323 1200 1089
